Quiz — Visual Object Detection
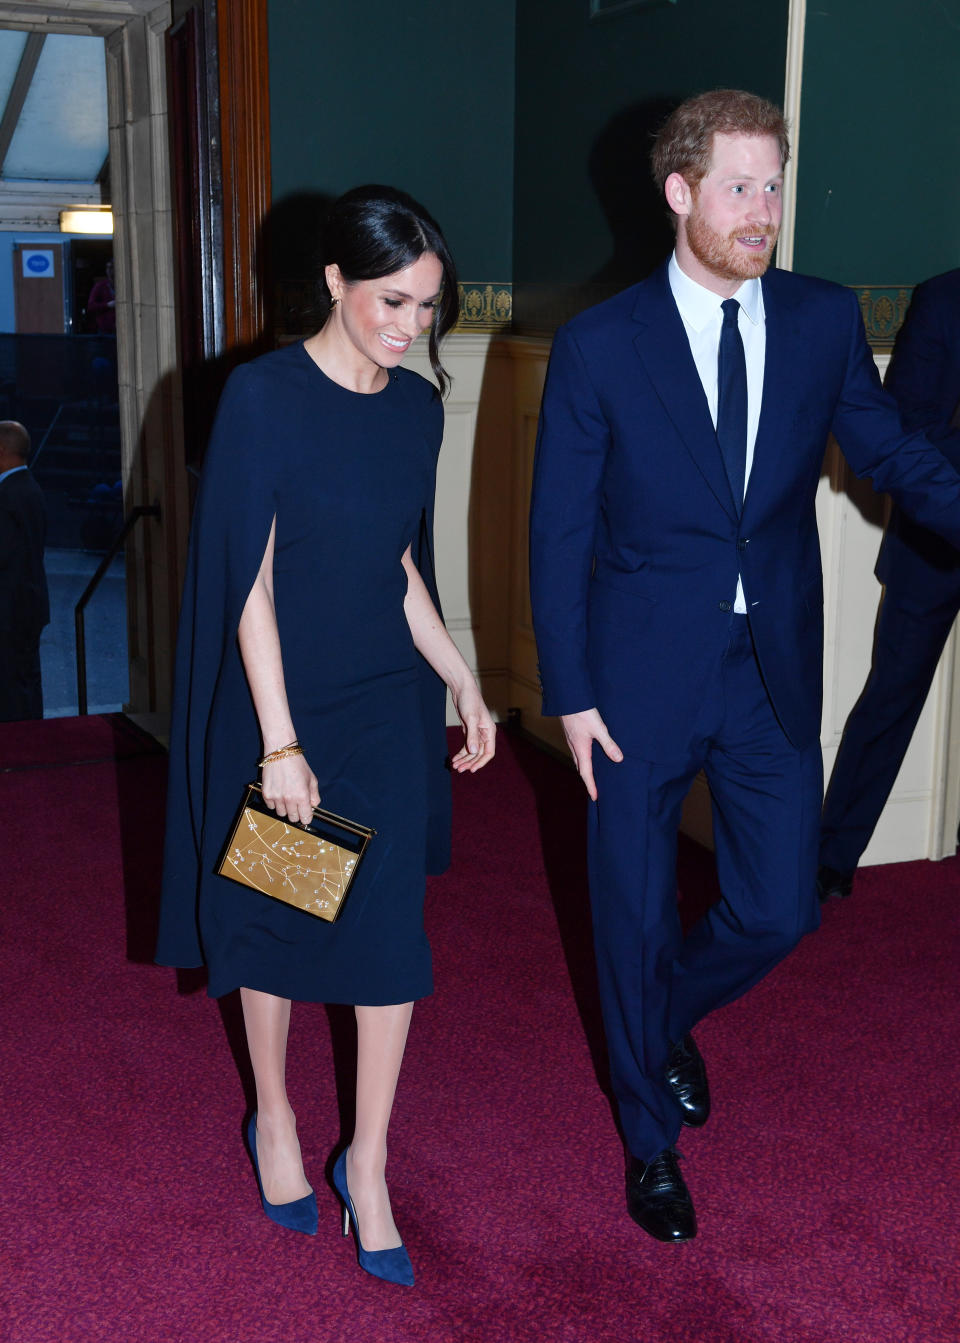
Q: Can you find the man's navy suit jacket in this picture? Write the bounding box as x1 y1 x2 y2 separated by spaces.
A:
875 267 960 608
529 263 960 762
0 466 49 643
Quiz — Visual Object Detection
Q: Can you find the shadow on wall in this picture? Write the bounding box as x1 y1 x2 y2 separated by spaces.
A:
588 96 678 287
267 190 337 343
514 97 679 333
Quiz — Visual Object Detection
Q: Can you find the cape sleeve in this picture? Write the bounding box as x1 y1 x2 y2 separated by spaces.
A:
155 364 281 967
406 378 452 876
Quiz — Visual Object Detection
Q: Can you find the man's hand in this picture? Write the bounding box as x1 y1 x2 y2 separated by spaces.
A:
560 708 623 800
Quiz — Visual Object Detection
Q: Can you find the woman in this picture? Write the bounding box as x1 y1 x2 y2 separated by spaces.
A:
156 186 495 1286
86 259 115 334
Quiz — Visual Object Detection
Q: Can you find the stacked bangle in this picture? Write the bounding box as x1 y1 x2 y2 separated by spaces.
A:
258 740 303 767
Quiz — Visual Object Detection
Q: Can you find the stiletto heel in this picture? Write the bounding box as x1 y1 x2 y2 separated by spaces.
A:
332 1149 414 1286
247 1113 318 1235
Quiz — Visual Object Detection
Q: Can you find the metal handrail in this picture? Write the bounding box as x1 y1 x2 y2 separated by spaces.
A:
30 402 64 469
74 503 161 715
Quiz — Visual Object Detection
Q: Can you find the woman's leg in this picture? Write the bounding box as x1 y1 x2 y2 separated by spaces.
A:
240 986 311 1204
346 1002 414 1250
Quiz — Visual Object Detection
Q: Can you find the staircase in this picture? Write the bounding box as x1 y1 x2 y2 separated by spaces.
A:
0 333 123 550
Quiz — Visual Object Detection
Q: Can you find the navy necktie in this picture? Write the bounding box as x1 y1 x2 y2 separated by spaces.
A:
716 298 747 514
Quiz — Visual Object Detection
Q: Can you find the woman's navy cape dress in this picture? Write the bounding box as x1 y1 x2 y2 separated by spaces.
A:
155 343 451 1004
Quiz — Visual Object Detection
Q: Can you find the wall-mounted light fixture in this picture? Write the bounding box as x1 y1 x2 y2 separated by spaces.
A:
59 208 114 235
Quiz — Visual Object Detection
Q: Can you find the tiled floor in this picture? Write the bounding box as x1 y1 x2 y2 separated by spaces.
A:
40 547 128 717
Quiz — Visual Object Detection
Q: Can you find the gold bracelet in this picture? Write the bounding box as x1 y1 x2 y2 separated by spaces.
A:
258 741 303 767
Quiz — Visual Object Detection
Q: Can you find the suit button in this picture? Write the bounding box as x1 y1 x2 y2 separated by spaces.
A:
719 600 732 612
737 538 749 552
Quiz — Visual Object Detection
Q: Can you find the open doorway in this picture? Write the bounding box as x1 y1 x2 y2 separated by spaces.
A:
0 2 189 733
0 26 127 716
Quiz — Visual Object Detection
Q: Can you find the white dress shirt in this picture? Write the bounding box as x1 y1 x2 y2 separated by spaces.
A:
668 253 765 613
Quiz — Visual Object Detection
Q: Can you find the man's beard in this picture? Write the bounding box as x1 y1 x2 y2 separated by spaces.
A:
686 208 778 283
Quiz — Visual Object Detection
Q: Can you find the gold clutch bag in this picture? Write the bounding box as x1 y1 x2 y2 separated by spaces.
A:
217 783 375 923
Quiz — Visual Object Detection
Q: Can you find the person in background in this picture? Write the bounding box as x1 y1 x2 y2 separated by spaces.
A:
86 258 116 335
529 90 960 1244
0 420 49 722
818 269 960 899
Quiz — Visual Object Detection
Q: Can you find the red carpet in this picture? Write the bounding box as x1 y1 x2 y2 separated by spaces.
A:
1 716 958 1343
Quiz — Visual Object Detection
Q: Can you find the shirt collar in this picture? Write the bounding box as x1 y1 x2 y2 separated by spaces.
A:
0 463 27 486
668 252 764 332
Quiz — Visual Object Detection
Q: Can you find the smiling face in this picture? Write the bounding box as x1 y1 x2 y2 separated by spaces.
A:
325 252 444 375
666 132 784 295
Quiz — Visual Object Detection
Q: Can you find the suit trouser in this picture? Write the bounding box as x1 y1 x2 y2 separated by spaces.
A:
588 615 822 1162
819 587 960 874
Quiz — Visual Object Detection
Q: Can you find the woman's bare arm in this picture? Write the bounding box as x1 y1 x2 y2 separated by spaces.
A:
401 545 496 772
237 517 319 822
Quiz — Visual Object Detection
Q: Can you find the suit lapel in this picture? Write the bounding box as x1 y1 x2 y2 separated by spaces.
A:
742 270 804 517
632 266 739 522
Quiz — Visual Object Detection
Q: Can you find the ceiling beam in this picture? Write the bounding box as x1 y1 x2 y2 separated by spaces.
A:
0 30 45 176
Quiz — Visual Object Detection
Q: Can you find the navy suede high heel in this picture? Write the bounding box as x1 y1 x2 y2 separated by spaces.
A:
247 1113 318 1235
331 1149 414 1286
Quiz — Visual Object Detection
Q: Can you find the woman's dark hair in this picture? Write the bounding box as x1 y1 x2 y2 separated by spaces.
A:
319 185 459 397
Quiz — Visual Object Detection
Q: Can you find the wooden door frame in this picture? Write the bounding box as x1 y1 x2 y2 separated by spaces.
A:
0 0 273 719
217 0 271 350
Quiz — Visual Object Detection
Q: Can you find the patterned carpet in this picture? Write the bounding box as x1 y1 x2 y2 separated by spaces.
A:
1 714 958 1343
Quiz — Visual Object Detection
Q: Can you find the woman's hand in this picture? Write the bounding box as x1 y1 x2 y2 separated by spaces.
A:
450 680 496 773
400 547 496 774
261 752 320 826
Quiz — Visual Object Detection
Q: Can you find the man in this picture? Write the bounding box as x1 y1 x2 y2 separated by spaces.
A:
0 420 49 720
529 90 960 1243
819 269 960 899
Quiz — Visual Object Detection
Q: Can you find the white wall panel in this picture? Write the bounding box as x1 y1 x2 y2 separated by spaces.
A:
409 335 958 862
405 335 491 723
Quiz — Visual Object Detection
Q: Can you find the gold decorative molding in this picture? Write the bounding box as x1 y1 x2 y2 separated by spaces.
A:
852 285 913 349
278 275 915 348
275 279 513 341
455 281 512 332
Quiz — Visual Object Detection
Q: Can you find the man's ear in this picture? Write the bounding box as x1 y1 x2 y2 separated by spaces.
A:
664 171 693 219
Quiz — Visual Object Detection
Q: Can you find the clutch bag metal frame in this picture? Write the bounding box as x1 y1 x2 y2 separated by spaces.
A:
217 782 375 923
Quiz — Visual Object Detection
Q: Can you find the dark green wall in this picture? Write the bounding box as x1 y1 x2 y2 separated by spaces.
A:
269 1 959 331
268 0 516 283
794 0 960 285
514 0 790 292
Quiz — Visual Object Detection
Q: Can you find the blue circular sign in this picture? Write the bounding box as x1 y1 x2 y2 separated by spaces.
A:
26 253 51 274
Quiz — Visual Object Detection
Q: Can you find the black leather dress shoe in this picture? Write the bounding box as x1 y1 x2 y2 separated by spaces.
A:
664 1034 710 1127
626 1150 696 1242
816 864 854 902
